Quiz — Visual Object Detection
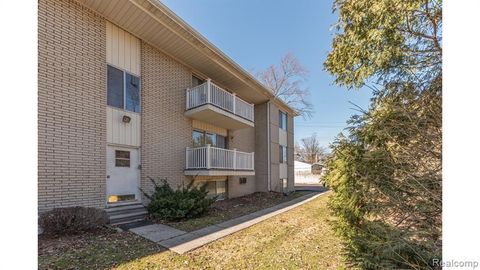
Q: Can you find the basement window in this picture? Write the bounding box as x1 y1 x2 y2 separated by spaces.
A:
115 150 130 167
197 180 227 200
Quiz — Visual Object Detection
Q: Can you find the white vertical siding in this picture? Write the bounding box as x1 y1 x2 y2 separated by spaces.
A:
106 107 141 147
279 128 287 146
279 163 288 179
106 21 141 75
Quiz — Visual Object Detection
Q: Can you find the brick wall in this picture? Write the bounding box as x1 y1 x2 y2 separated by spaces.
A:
287 114 295 191
140 42 192 196
254 103 269 192
228 126 256 198
38 0 106 212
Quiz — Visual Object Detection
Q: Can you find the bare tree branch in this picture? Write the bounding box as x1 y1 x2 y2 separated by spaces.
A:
256 53 314 118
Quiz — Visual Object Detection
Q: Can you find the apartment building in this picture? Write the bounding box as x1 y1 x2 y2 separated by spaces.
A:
38 0 296 214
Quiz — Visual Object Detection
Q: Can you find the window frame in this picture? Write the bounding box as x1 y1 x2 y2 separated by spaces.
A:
191 75 205 87
115 150 131 167
107 64 141 113
192 129 227 149
279 111 287 130
279 145 287 164
196 180 227 200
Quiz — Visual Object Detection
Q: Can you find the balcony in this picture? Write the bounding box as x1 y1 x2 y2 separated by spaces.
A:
185 79 254 130
185 145 255 176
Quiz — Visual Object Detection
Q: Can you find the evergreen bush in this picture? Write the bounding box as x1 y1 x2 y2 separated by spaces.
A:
142 177 215 221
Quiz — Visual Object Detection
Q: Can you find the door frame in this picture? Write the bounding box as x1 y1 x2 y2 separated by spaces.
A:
106 144 141 206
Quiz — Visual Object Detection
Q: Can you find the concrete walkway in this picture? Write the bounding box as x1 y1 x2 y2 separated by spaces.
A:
295 183 328 192
130 191 329 254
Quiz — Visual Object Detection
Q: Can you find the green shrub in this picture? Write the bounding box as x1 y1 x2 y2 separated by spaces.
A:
39 207 108 235
142 177 215 221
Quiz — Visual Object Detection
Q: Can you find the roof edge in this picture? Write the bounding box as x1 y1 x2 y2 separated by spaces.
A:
147 0 298 115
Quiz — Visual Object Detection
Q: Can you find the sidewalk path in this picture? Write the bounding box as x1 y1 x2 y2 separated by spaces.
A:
130 191 329 254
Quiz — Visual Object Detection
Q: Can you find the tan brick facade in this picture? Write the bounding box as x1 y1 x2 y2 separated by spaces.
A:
254 103 270 192
253 101 295 194
38 0 296 211
228 126 256 198
38 0 106 212
140 42 192 196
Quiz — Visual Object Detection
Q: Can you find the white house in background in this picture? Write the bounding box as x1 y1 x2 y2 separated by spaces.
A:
294 161 322 184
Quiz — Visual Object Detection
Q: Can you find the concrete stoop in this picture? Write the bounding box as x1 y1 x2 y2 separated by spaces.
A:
106 202 147 225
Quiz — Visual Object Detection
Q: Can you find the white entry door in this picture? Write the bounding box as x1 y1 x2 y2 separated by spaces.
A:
106 146 140 203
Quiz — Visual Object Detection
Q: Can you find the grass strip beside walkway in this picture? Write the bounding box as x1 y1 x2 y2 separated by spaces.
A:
39 193 345 270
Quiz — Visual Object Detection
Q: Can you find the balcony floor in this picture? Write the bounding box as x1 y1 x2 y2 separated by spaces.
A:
184 169 255 176
185 104 254 130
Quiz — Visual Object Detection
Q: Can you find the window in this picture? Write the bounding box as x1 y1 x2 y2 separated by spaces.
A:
125 73 140 112
279 111 287 130
216 181 226 200
192 75 205 87
108 194 135 203
115 150 130 167
279 145 287 164
107 66 124 109
239 177 247 185
205 132 216 146
192 130 227 148
107 65 141 113
192 130 205 148
197 180 227 200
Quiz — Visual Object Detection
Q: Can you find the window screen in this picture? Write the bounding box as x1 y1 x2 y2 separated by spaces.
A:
126 73 140 113
216 135 227 149
107 65 124 109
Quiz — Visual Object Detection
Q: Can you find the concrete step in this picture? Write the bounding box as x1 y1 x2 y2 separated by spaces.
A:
106 203 148 225
112 218 147 226
109 210 148 225
106 204 146 215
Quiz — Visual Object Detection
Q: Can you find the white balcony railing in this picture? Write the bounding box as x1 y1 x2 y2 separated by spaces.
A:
186 145 254 171
186 79 254 122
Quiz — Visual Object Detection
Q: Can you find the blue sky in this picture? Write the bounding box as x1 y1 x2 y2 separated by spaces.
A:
161 0 373 149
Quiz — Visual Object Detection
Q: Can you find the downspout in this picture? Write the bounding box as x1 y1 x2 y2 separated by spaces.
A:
267 100 271 191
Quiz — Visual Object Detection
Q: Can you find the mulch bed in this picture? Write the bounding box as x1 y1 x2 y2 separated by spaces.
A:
151 191 311 232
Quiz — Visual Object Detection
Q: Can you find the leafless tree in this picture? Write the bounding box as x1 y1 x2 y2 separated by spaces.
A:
256 53 314 118
297 133 327 164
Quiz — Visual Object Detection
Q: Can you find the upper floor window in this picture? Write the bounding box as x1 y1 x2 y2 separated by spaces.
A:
192 75 205 87
107 65 141 113
192 130 227 149
279 111 287 130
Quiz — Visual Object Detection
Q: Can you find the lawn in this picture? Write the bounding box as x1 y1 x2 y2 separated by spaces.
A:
158 191 311 232
38 192 345 270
